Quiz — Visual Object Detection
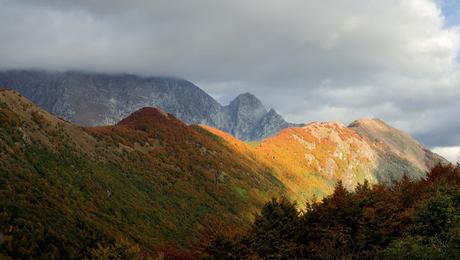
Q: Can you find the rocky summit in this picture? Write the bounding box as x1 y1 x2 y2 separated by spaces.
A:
202 119 448 202
0 70 292 141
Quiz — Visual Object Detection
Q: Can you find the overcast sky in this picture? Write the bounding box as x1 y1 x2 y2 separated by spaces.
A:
0 0 459 161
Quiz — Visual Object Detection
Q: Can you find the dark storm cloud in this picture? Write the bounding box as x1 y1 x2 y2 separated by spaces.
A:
0 0 459 153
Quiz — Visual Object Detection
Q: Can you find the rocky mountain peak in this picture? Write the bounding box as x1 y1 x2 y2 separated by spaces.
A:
221 93 292 140
228 92 267 114
0 70 293 141
232 92 260 102
266 108 278 115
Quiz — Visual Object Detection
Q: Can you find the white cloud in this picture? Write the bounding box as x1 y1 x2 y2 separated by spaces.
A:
432 146 460 163
0 0 459 146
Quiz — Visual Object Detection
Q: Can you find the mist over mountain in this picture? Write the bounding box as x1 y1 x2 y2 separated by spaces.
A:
0 70 293 141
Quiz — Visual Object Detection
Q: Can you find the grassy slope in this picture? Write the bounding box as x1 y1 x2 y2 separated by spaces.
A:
0 90 287 258
201 120 438 207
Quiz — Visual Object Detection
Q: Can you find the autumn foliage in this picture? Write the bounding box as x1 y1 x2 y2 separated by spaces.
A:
0 90 457 259
0 91 285 258
204 164 460 259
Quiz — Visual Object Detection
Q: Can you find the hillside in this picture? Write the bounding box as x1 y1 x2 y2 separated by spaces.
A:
0 89 449 258
349 118 448 182
202 120 447 204
0 89 288 258
0 70 292 141
205 164 460 259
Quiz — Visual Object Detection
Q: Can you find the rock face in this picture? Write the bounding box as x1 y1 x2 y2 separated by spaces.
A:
221 93 293 140
0 70 292 141
202 118 449 203
348 118 449 182
255 122 379 195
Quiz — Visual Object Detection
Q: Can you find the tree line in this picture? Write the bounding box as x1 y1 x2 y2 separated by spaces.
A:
203 164 460 259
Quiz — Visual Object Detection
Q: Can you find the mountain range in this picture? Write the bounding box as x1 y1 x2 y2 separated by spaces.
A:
0 70 292 141
202 119 447 202
0 88 448 257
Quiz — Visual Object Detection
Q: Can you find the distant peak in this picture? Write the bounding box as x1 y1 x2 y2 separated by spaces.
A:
267 108 277 114
232 92 263 102
264 108 285 119
229 92 264 108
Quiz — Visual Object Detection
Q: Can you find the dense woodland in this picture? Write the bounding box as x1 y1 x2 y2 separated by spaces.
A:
204 164 460 259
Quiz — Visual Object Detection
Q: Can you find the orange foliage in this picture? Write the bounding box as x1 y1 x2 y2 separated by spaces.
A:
200 122 378 205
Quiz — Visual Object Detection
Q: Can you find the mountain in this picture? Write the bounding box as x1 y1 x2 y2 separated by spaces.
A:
221 93 293 140
0 70 292 141
202 119 448 202
0 89 289 258
0 89 449 258
348 118 448 182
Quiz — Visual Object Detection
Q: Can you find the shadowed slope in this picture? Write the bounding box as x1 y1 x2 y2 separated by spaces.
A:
0 90 287 258
349 118 448 182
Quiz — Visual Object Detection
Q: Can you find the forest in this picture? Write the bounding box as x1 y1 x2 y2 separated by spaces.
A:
204 164 460 259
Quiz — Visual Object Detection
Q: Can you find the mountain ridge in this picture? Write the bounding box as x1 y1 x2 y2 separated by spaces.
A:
0 89 289 257
202 117 448 202
348 117 448 182
0 70 292 141
0 89 450 258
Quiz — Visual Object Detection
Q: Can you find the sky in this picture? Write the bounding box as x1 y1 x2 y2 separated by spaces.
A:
0 0 459 162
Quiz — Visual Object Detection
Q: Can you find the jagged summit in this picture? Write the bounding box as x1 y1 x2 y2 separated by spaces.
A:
0 70 292 141
267 108 277 114
221 93 294 140
227 92 267 117
230 92 263 103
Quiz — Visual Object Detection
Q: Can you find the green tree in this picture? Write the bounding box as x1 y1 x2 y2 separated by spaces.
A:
248 197 303 258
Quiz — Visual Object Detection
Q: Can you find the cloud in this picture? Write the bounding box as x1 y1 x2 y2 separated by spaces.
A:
432 146 460 163
0 0 459 147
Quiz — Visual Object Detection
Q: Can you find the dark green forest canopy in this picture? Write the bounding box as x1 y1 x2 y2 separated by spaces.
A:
204 164 460 259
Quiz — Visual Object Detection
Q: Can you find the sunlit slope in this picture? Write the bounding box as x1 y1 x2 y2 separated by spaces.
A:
202 122 377 201
0 89 286 257
257 122 378 197
200 124 311 202
201 120 446 203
